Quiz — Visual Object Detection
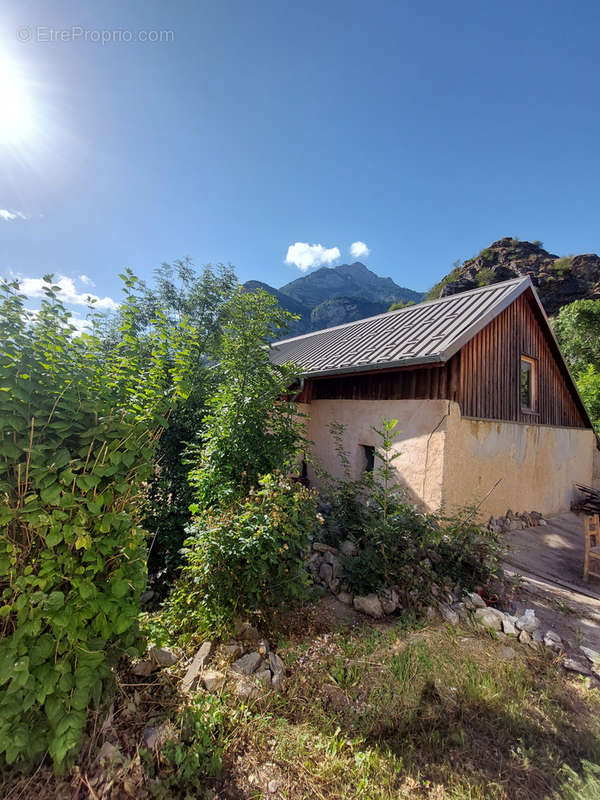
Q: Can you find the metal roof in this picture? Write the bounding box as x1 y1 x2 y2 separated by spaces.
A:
269 277 533 378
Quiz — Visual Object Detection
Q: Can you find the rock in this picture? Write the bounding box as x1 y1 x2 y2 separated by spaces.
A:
337 591 353 606
539 519 548 526
502 618 517 636
142 724 173 750
222 642 245 660
338 539 357 557
500 646 516 659
463 595 475 611
201 670 226 692
232 652 263 675
439 603 460 625
563 658 592 675
256 668 272 687
380 588 399 615
149 646 178 667
543 631 563 651
312 542 339 554
474 607 504 630
580 646 600 665
181 641 214 693
269 652 285 676
353 594 384 619
531 630 543 647
234 619 262 643
516 609 540 633
233 676 261 701
452 602 469 622
518 629 532 644
140 590 156 606
132 660 156 677
268 779 279 794
426 605 439 621
319 562 333 585
257 639 270 656
467 592 486 609
97 741 122 764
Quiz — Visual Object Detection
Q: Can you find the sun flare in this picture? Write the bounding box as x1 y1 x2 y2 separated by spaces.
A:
0 57 36 147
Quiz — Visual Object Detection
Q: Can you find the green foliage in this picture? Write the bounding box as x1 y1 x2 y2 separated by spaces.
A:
388 300 415 312
0 275 191 770
164 474 318 637
551 255 574 276
477 267 496 286
554 299 600 431
127 261 238 582
479 248 495 263
188 288 304 510
322 421 502 598
162 694 228 782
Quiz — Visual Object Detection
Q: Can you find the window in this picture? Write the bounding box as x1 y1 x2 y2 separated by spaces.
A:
520 355 536 411
362 445 375 473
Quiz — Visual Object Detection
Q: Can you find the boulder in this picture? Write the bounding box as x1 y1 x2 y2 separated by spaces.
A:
232 652 263 675
234 620 261 643
502 618 517 636
543 631 563 651
426 606 439 621
353 594 384 619
233 676 261 701
319 562 333 585
222 642 245 660
257 639 270 657
380 588 399 615
466 592 486 609
500 646 516 659
312 542 339 554
439 603 460 626
516 610 540 633
580 646 600 665
201 670 226 692
340 539 358 556
336 591 353 606
132 660 156 677
563 658 592 675
518 629 532 644
269 652 285 690
474 607 504 631
181 641 214 692
149 646 178 667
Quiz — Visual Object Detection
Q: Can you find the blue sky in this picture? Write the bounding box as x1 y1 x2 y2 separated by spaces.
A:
1 0 599 319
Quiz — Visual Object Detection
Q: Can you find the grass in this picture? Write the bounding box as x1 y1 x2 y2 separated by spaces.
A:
4 610 600 799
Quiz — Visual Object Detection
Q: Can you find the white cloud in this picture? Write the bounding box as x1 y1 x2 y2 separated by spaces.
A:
285 242 341 272
79 274 95 287
19 275 119 311
0 209 27 221
350 241 370 259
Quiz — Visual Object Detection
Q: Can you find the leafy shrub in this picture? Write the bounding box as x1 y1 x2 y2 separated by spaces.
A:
0 276 191 770
164 474 318 637
552 256 574 276
477 267 496 286
321 420 502 599
188 289 304 510
479 248 495 263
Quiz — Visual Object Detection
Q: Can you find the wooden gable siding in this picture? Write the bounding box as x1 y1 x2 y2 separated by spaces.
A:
458 290 587 428
299 357 460 403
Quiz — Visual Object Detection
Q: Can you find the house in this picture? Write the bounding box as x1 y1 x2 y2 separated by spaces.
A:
270 277 598 518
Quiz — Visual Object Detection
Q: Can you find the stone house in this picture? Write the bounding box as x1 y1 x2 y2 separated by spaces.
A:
270 277 598 518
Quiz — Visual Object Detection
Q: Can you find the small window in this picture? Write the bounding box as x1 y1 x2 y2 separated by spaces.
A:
520 356 536 411
362 445 375 473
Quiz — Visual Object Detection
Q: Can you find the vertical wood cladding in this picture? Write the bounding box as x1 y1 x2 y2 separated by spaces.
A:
458 291 587 427
299 289 588 429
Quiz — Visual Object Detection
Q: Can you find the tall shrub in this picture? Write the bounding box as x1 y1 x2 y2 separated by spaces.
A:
0 276 193 769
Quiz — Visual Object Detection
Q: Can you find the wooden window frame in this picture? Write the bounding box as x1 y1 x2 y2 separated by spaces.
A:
520 354 537 412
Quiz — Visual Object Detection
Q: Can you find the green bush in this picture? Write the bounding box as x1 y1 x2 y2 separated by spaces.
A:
165 474 318 637
552 256 574 276
479 248 495 263
321 420 502 599
0 276 192 770
477 267 496 286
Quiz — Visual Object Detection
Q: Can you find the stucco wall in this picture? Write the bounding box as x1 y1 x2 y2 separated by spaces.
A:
299 397 596 519
298 398 450 510
442 402 596 518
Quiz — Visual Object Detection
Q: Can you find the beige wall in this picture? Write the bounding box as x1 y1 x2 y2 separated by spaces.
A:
298 398 451 510
300 397 596 519
441 403 595 518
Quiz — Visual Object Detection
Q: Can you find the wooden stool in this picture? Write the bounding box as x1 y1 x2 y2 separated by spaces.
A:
584 514 600 581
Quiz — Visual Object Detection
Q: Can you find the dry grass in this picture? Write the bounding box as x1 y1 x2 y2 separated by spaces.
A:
3 608 600 800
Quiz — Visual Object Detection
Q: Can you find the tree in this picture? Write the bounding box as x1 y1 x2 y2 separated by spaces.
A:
554 299 600 431
188 288 305 510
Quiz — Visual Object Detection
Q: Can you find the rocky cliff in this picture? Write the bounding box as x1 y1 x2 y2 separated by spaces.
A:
430 238 600 316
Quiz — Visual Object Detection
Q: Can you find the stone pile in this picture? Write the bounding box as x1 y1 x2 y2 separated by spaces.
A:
487 509 546 533
132 619 286 701
308 539 400 618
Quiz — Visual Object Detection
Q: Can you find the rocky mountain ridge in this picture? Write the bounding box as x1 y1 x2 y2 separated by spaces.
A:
431 238 600 316
244 262 423 334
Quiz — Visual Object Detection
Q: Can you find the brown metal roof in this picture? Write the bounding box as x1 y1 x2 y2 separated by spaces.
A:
270 277 532 377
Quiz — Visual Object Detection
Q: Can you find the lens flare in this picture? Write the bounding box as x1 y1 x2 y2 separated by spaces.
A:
0 57 36 147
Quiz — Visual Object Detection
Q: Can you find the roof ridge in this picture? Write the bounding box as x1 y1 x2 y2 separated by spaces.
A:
271 276 530 347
